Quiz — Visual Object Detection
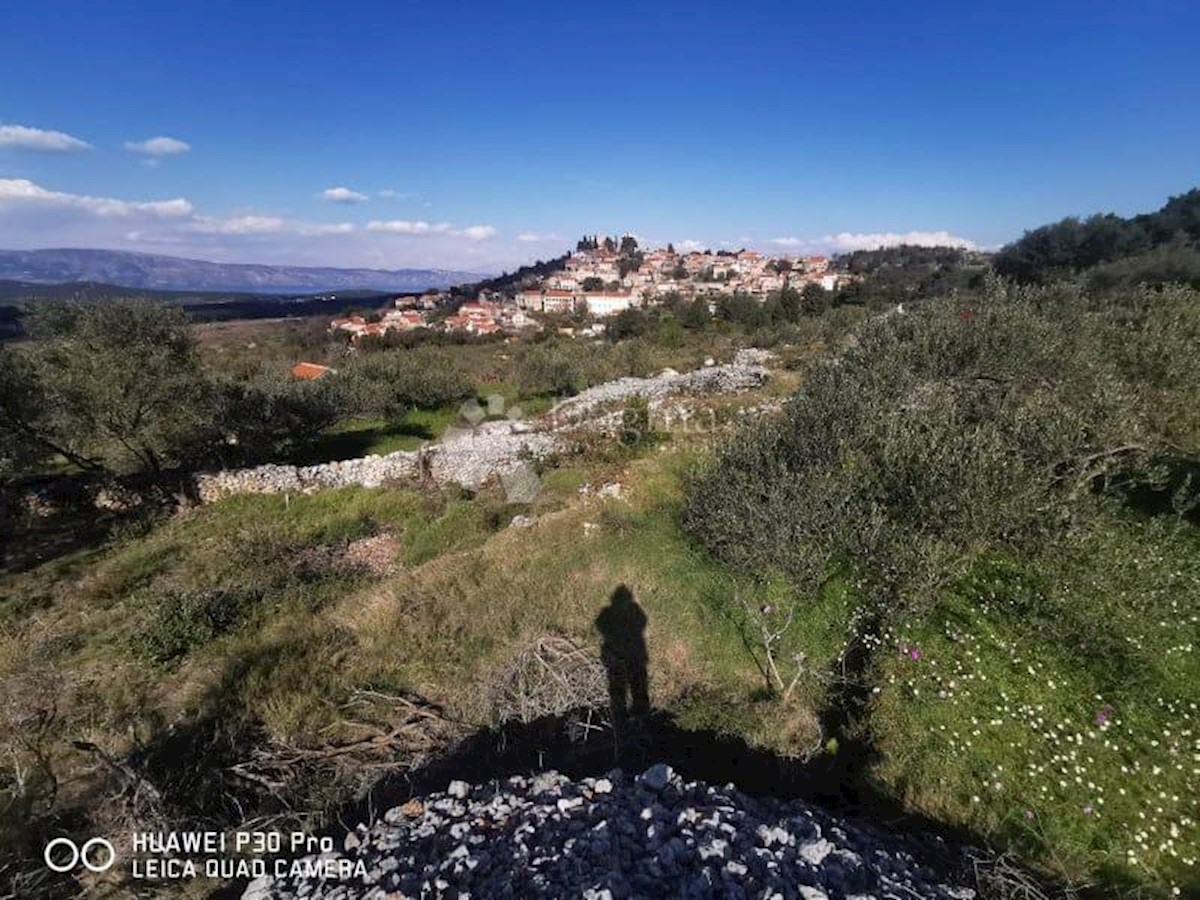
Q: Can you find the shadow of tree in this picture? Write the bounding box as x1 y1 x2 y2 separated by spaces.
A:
1104 454 1200 524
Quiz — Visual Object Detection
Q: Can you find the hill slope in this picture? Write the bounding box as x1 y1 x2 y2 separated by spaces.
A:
994 187 1200 284
0 248 487 294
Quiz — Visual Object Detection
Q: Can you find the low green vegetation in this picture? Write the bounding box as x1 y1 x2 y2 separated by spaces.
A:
872 519 1200 891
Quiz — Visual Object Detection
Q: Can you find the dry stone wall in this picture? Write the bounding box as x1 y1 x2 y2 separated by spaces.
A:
191 353 772 504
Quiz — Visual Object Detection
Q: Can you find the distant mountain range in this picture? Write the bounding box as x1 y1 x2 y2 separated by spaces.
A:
0 248 489 294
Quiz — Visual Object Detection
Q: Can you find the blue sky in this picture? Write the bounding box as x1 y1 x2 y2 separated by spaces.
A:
2 0 1198 272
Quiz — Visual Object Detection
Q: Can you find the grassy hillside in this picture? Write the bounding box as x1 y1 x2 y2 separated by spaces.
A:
3 279 1198 898
7 418 1197 897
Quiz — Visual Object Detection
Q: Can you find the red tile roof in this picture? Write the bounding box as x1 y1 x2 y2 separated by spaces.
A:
291 362 333 380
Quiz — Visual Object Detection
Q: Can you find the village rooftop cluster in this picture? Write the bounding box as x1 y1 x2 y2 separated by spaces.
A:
330 236 847 340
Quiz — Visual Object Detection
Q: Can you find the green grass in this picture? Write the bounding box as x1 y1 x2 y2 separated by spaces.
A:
871 516 1200 896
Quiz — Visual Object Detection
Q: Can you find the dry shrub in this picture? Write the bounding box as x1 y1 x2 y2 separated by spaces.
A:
488 635 608 728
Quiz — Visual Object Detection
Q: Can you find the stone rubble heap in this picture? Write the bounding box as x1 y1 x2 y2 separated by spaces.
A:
243 765 976 900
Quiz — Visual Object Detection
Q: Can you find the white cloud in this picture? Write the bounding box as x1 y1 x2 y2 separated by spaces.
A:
367 219 450 235
191 215 286 235
0 177 514 270
377 188 415 200
367 219 496 240
124 136 191 157
319 186 369 204
297 222 356 236
769 236 805 247
517 231 564 243
675 239 708 252
824 230 978 252
0 123 91 152
459 224 497 240
0 178 192 218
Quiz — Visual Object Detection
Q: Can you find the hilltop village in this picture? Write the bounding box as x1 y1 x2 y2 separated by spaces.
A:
330 235 849 340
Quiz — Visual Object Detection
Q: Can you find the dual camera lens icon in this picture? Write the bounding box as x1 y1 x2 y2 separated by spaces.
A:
44 837 116 873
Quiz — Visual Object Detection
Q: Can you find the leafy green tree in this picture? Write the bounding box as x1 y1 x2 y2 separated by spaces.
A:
715 293 767 329
345 348 473 420
619 235 639 255
517 340 603 396
776 287 803 322
685 283 1172 622
22 301 212 473
606 308 651 341
800 282 831 316
581 276 605 292
208 369 344 466
0 346 53 480
994 189 1200 283
676 296 712 330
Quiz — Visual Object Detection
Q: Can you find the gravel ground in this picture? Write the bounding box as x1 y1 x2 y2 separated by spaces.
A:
243 765 977 900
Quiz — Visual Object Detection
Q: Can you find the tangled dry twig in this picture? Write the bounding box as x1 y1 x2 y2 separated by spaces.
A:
227 691 455 806
489 635 608 727
971 851 1067 900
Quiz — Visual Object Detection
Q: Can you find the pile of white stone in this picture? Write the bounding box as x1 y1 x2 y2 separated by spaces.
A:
243 765 977 900
194 454 421 502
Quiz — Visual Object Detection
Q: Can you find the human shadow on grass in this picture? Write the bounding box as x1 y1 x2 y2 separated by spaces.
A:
595 583 650 754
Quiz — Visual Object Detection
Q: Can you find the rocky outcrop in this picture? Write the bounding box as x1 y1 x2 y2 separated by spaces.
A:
243 765 976 899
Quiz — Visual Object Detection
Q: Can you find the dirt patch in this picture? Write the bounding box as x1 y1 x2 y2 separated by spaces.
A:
342 533 403 576
291 532 403 579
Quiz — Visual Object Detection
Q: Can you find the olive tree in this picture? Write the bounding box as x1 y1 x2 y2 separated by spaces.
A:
0 346 53 481
343 347 474 420
20 301 213 473
685 281 1159 623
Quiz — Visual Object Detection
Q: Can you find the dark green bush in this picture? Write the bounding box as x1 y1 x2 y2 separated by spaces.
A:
344 347 474 418
619 395 653 448
516 339 609 396
136 585 260 665
208 369 344 465
684 281 1193 611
